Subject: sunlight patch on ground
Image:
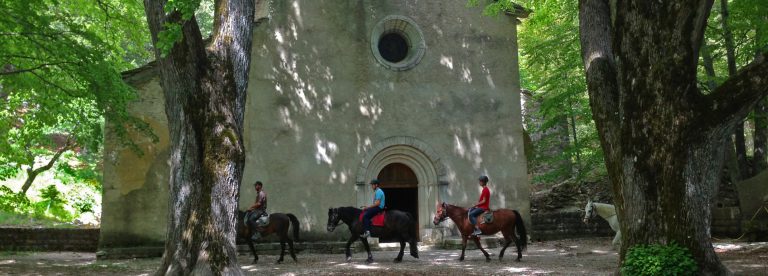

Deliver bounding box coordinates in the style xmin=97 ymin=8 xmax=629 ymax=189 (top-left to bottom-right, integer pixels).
xmin=0 ymin=260 xmax=16 ymax=265
xmin=353 ymin=264 xmax=381 ymax=270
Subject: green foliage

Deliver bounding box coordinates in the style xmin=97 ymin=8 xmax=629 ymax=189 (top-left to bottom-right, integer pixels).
xmin=0 ymin=0 xmax=155 ymax=191
xmin=470 ymin=0 xmax=606 ymax=184
xmin=157 ymin=0 xmax=206 ymax=56
xmin=0 ymin=186 xmax=31 ymax=213
xmin=34 ymin=185 xmax=73 ymax=221
xmin=622 ymin=243 xmax=698 ymax=276
xmin=55 ymin=152 xmax=102 ymax=190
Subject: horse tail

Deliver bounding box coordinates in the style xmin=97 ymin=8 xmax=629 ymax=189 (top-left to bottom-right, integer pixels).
xmin=407 ymin=212 xmax=417 ymax=238
xmin=287 ymin=213 xmax=300 ymax=242
xmin=513 ymin=210 xmax=528 ymax=251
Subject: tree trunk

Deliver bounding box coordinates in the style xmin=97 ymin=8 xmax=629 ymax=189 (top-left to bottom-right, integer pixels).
xmin=579 ymin=0 xmax=768 ymax=274
xmin=720 ymin=0 xmax=751 ymax=180
xmin=753 ymin=26 xmax=768 ymax=173
xmin=701 ymin=40 xmax=740 ymax=194
xmin=755 ymin=98 xmax=768 ymax=173
xmin=19 ymin=145 xmax=69 ymax=195
xmin=144 ymin=0 xmax=256 ymax=275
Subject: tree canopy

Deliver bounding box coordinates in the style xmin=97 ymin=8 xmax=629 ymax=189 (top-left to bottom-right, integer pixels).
xmin=0 ymin=0 xmax=154 ymax=191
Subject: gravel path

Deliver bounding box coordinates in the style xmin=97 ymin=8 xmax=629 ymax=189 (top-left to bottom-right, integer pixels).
xmin=1 ymin=238 xmax=765 ymax=275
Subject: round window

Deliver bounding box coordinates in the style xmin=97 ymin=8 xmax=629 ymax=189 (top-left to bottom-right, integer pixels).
xmin=370 ymin=16 xmax=426 ymax=71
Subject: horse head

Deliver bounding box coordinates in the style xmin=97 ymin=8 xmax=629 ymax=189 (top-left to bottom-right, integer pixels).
xmin=583 ymin=200 xmax=596 ymax=224
xmin=433 ymin=202 xmax=449 ymax=225
xmin=326 ymin=208 xmax=342 ymax=232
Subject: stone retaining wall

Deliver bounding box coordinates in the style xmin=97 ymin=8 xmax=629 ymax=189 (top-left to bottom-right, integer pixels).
xmin=0 ymin=228 xmax=99 ymax=252
xmin=531 ymin=211 xmax=614 ymax=241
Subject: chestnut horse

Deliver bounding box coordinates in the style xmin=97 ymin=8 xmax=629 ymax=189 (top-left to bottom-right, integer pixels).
xmin=237 ymin=210 xmax=300 ymax=264
xmin=433 ymin=202 xmax=527 ymax=261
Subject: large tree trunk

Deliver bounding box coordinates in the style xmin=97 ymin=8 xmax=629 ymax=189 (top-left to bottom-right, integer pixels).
xmin=579 ymin=0 xmax=768 ymax=274
xmin=144 ymin=0 xmax=256 ymax=275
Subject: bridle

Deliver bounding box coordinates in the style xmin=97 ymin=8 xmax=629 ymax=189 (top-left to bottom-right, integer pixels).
xmin=584 ymin=201 xmax=596 ymax=221
xmin=434 ymin=203 xmax=449 ymax=223
xmin=327 ymin=208 xmax=343 ymax=230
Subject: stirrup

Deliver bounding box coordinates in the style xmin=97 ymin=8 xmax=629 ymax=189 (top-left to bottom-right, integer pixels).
xmin=471 ymin=228 xmax=482 ymax=236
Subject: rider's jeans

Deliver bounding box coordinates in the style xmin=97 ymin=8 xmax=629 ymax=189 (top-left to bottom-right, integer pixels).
xmin=362 ymin=206 xmax=382 ymax=232
xmin=468 ymin=207 xmax=484 ymax=225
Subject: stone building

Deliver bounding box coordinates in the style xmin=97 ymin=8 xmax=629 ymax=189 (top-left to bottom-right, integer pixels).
xmin=99 ymin=0 xmax=529 ymax=254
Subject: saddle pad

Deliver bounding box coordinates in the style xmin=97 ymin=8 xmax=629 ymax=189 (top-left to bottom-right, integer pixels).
xmin=359 ymin=211 xmax=386 ymax=227
xmin=256 ymin=214 xmax=270 ymax=226
xmin=481 ymin=210 xmax=493 ymax=224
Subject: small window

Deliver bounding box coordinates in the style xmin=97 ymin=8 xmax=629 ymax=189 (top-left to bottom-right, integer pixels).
xmin=370 ymin=16 xmax=426 ymax=71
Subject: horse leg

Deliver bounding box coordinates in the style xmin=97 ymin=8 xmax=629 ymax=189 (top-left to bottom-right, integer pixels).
xmin=409 ymin=236 xmax=419 ymax=259
xmin=612 ymin=231 xmax=622 ymax=248
xmin=288 ymin=236 xmax=297 ymax=262
xmin=247 ymin=239 xmax=258 ymax=264
xmin=360 ymin=236 xmax=373 ymax=263
xmin=276 ymin=237 xmax=286 ymax=264
xmin=498 ymin=231 xmax=513 ymax=261
xmin=344 ymin=235 xmax=358 ymax=262
xmin=394 ymin=239 xmax=405 ymax=263
xmin=472 ymin=236 xmax=491 ymax=262
xmin=459 ymin=236 xmax=468 ymax=261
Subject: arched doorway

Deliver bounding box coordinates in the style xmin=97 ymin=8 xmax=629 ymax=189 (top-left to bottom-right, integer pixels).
xmin=356 ymin=136 xmax=450 ymax=244
xmin=377 ymin=163 xmax=419 ymax=242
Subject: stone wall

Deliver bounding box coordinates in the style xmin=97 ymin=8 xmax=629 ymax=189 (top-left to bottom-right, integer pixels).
xmin=531 ymin=211 xmax=614 ymax=241
xmin=0 ymin=228 xmax=99 ymax=252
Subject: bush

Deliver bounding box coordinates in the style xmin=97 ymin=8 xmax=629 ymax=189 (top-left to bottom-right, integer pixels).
xmin=0 ymin=185 xmax=31 ymax=213
xmin=621 ymin=242 xmax=698 ymax=276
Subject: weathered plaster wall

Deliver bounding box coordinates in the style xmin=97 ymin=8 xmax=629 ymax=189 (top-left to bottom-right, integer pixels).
xmin=100 ymin=66 xmax=170 ymax=249
xmin=100 ymin=0 xmax=528 ymax=250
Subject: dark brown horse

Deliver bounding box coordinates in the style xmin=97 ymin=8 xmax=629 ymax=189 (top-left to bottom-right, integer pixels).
xmin=237 ymin=210 xmax=300 ymax=264
xmin=433 ymin=202 xmax=527 ymax=262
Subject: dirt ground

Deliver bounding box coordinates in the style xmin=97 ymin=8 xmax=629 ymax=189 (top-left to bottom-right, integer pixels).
xmin=1 ymin=238 xmax=766 ymax=275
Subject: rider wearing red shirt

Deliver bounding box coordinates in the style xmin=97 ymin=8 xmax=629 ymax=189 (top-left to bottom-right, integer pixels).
xmin=469 ymin=175 xmax=491 ymax=236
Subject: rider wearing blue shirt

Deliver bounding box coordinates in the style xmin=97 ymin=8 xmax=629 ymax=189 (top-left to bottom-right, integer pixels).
xmin=361 ymin=179 xmax=385 ymax=238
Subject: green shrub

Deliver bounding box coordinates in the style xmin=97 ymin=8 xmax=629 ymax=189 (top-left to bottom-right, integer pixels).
xmin=622 ymin=242 xmax=698 ymax=276
xmin=33 ymin=185 xmax=74 ymax=221
xmin=0 ymin=185 xmax=31 ymax=213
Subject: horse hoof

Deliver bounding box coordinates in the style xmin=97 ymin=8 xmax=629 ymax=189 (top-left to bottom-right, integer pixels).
xmin=252 ymin=260 xmax=258 ymax=264
xmin=276 ymin=260 xmax=283 ymax=264
xmin=516 ymin=258 xmax=522 ymax=262
xmin=458 ymin=258 xmax=464 ymax=262
xmin=393 ymin=258 xmax=402 ymax=263
xmin=346 ymin=256 xmax=352 ymax=262
xmin=366 ymin=258 xmax=374 ymax=263
xmin=411 ymin=253 xmax=419 ymax=259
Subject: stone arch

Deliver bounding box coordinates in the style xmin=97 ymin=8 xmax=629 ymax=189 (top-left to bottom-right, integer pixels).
xmin=355 ymin=136 xmax=448 ymax=242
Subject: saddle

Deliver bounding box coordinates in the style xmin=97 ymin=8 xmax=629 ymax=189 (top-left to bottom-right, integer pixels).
xmin=480 ymin=210 xmax=494 ymax=224
xmin=359 ymin=211 xmax=386 ymax=227
xmin=255 ymin=213 xmax=270 ymax=227
xmin=245 ymin=211 xmax=269 ymax=227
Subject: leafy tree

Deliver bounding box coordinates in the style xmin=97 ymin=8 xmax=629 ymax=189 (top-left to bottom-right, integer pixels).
xmin=142 ymin=0 xmax=256 ymax=273
xmin=470 ymin=0 xmax=607 ymax=184
xmin=0 ymin=0 xmax=153 ymax=194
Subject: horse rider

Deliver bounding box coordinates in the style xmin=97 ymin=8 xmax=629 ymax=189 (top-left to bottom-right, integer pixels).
xmin=468 ymin=175 xmax=491 ymax=236
xmin=246 ymin=181 xmax=267 ymax=240
xmin=361 ymin=179 xmax=385 ymax=238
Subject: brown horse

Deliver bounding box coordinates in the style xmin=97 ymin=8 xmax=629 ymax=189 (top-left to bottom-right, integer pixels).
xmin=237 ymin=210 xmax=300 ymax=264
xmin=433 ymin=202 xmax=527 ymax=262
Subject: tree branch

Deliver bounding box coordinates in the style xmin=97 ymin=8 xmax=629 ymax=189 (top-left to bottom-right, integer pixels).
xmin=705 ymin=52 xmax=768 ymax=128
xmin=0 ymin=62 xmax=75 ymax=76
